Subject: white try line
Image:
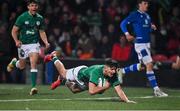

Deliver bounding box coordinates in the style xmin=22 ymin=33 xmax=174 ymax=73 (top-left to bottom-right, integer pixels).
xmin=0 ymin=96 xmax=180 ymax=102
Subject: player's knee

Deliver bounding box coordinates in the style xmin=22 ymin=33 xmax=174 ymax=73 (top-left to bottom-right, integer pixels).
xmin=146 ymin=62 xmax=153 ymax=70
xmin=89 ymin=90 xmax=96 ymax=95
xmin=173 ymin=63 xmax=180 ymax=70
xmin=70 ymin=89 xmax=78 ymax=94
xmin=19 ymin=64 xmax=25 ymax=69
xmin=18 ymin=60 xmax=26 ymax=69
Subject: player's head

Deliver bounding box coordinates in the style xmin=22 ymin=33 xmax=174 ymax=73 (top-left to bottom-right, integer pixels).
xmin=104 ymin=58 xmax=119 ymax=77
xmin=137 ymin=0 xmax=149 ymax=12
xmin=27 ymin=0 xmax=40 ymax=15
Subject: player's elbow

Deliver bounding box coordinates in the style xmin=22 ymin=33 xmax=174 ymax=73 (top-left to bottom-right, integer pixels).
xmin=120 ymin=20 xmax=125 ymax=29
xmin=11 ymin=29 xmax=16 ymax=37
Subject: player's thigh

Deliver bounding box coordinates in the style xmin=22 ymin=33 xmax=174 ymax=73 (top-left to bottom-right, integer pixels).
xmin=18 ymin=59 xmax=26 ymax=68
xmin=29 ymin=52 xmax=39 ymax=65
xmin=28 ymin=43 xmax=40 ymax=64
xmin=135 ymin=44 xmax=152 ymax=64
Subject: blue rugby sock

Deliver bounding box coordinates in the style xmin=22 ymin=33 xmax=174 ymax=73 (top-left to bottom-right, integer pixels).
xmin=122 ymin=63 xmax=141 ymax=74
xmin=146 ymin=71 xmax=158 ymax=89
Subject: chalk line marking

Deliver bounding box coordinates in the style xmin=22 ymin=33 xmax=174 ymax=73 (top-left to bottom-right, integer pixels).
xmin=0 ymin=96 xmax=180 ymax=102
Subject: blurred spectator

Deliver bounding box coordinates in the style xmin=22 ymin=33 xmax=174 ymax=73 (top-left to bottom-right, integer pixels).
xmin=89 ymin=25 xmax=102 ymax=43
xmin=166 ymin=35 xmax=180 ymax=55
xmin=103 ymin=23 xmax=118 ymax=45
xmin=71 ymin=25 xmax=82 ymax=48
xmin=111 ymin=35 xmax=132 ymax=61
xmin=94 ymin=35 xmax=111 ymax=58
xmin=84 ymin=9 xmax=102 ymax=26
xmin=0 ymin=2 xmax=9 ymax=23
xmin=0 ymin=23 xmax=12 ymax=83
xmin=0 ymin=0 xmax=179 ymax=83
xmin=76 ymin=33 xmax=94 ymax=59
xmin=0 ymin=0 xmax=179 ymax=65
xmin=58 ymin=30 xmax=72 ymax=56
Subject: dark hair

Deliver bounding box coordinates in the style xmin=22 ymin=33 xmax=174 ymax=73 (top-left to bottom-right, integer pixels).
xmin=27 ymin=0 xmax=40 ymax=5
xmin=105 ymin=58 xmax=119 ymax=68
xmin=137 ymin=0 xmax=149 ymax=4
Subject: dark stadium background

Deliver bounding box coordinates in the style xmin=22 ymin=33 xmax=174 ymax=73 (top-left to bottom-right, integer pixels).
xmin=0 ymin=0 xmax=180 ymax=86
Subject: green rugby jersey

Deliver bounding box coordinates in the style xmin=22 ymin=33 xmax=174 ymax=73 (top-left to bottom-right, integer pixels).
xmin=14 ymin=11 xmax=45 ymax=44
xmin=78 ymin=65 xmax=120 ymax=87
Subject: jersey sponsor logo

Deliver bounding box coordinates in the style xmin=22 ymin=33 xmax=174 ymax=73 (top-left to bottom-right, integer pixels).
xmin=26 ymin=30 xmax=35 ymax=35
xmin=146 ymin=15 xmax=150 ymax=19
xmin=145 ymin=19 xmax=148 ymax=24
xmin=36 ymin=21 xmax=40 ymax=26
xmin=25 ymin=21 xmax=29 ymax=25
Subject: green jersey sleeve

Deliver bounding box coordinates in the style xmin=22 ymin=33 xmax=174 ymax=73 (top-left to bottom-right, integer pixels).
xmin=89 ymin=72 xmax=99 ymax=85
xmin=39 ymin=18 xmax=46 ymax=30
xmin=108 ymin=74 xmax=120 ymax=87
xmin=15 ymin=15 xmax=23 ymax=28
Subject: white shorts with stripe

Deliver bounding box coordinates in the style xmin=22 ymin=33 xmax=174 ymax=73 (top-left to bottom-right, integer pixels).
xmin=66 ymin=65 xmax=88 ymax=89
xmin=135 ymin=43 xmax=153 ymax=64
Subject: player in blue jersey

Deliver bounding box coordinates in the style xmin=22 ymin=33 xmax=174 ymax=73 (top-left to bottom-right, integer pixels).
xmin=120 ymin=0 xmax=168 ymax=97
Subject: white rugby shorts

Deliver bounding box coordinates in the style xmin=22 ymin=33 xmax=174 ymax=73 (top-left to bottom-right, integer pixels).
xmin=135 ymin=43 xmax=153 ymax=64
xmin=18 ymin=43 xmax=40 ymax=59
xmin=66 ymin=65 xmax=88 ymax=86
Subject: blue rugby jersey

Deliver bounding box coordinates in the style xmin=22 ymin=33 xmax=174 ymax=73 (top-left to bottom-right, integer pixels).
xmin=120 ymin=10 xmax=152 ymax=43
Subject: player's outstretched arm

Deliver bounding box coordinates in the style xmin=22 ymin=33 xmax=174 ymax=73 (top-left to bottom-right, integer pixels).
xmin=88 ymin=82 xmax=110 ymax=95
xmin=114 ymin=85 xmax=136 ymax=103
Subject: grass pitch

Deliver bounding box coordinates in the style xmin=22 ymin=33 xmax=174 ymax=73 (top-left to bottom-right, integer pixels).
xmin=0 ymin=84 xmax=180 ymax=110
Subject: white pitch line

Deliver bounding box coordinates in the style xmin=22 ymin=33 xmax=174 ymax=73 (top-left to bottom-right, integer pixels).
xmin=0 ymin=96 xmax=180 ymax=102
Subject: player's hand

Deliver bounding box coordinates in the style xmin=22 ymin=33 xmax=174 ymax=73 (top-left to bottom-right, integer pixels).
xmin=45 ymin=42 xmax=50 ymax=49
xmin=126 ymin=100 xmax=137 ymax=104
xmin=125 ymin=34 xmax=134 ymax=42
xmin=151 ymin=24 xmax=157 ymax=30
xmin=15 ymin=40 xmax=22 ymax=48
xmin=104 ymin=81 xmax=110 ymax=89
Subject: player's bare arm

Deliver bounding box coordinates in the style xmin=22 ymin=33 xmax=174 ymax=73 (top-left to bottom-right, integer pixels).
xmin=11 ymin=26 xmax=22 ymax=47
xmin=39 ymin=30 xmax=50 ymax=49
xmin=88 ymin=82 xmax=110 ymax=95
xmin=114 ymin=85 xmax=136 ymax=103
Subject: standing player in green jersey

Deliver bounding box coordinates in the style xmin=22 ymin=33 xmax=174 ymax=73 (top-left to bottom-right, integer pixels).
xmin=7 ymin=0 xmax=50 ymax=95
xmin=43 ymin=52 xmax=136 ymax=103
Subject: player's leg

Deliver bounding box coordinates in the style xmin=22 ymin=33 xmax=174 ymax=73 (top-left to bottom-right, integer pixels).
xmin=44 ymin=51 xmax=67 ymax=89
xmin=172 ymin=56 xmax=180 ymax=69
xmin=65 ymin=80 xmax=84 ymax=93
xmin=7 ymin=48 xmax=26 ymax=72
xmin=153 ymin=56 xmax=180 ymax=70
xmin=29 ymin=52 xmax=39 ymax=95
xmin=7 ymin=58 xmax=18 ymax=72
xmin=136 ymin=43 xmax=168 ymax=97
xmin=65 ymin=66 xmax=88 ymax=93
xmin=146 ymin=62 xmax=168 ymax=97
xmin=27 ymin=43 xmax=43 ymax=95
xmin=153 ymin=61 xmax=172 ymax=70
xmin=120 ymin=63 xmax=142 ymax=74
xmin=117 ymin=63 xmax=142 ymax=83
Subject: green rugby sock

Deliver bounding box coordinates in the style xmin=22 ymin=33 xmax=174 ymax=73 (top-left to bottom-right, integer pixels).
xmin=52 ymin=56 xmax=59 ymax=63
xmin=31 ymin=69 xmax=38 ymax=88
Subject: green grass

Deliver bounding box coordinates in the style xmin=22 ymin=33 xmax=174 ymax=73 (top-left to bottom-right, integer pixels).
xmin=0 ymin=84 xmax=180 ymax=110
